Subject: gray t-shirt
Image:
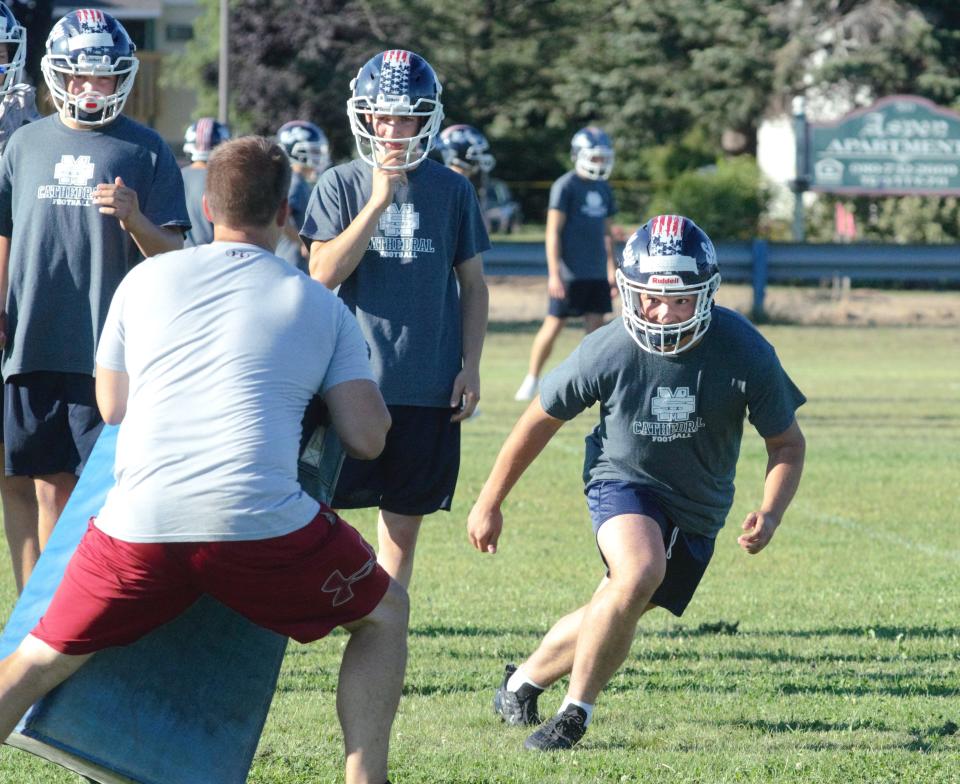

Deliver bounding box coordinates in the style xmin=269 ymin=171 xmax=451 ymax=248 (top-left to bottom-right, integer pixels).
xmin=95 ymin=241 xmax=374 ymax=542
xmin=540 ymin=308 xmax=806 ymax=538
xmin=548 ymin=170 xmax=617 ymax=281
xmin=0 ymin=114 xmax=190 ymax=378
xmin=181 ymin=165 xmax=213 ymax=247
xmin=276 ymin=170 xmax=312 ymax=273
xmin=0 ymin=85 xmax=40 ymax=156
xmin=301 ymin=157 xmax=490 ymax=406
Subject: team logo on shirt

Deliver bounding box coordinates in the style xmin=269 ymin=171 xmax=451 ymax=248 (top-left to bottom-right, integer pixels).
xmin=633 ymin=386 xmax=705 ymax=442
xmin=369 ymin=203 xmax=436 ymax=262
xmin=37 ymin=154 xmax=96 ymax=206
xmin=580 ymin=189 xmax=608 ymax=218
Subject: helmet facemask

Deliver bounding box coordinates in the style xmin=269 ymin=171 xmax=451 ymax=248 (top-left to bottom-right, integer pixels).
xmin=348 ymin=93 xmax=444 ymax=171
xmin=617 ymin=270 xmax=720 ymax=355
xmin=0 ymin=17 xmax=27 ymax=98
xmin=574 ymin=146 xmax=614 ymax=180
xmin=41 ymin=52 xmax=138 ymax=127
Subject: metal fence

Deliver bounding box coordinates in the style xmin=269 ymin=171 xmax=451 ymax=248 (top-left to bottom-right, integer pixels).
xmin=483 ymin=240 xmax=960 ymax=317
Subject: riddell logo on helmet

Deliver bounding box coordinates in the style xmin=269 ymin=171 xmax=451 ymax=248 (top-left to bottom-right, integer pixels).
xmin=649 ymin=275 xmax=682 ymax=285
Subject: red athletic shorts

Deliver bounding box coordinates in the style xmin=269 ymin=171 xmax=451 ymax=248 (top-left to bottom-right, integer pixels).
xmin=32 ymin=507 xmax=390 ymax=655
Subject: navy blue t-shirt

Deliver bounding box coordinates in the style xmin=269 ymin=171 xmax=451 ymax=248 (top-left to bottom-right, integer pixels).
xmin=540 ymin=308 xmax=806 ymax=537
xmin=548 ymin=170 xmax=617 ymax=281
xmin=301 ymin=158 xmax=490 ymax=407
xmin=0 ymin=114 xmax=190 ymax=377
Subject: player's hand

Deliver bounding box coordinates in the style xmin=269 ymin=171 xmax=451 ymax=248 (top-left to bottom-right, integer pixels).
xmin=94 ymin=176 xmax=142 ymax=230
xmin=370 ymin=149 xmax=408 ymax=209
xmin=738 ymin=510 xmax=779 ymax=554
xmin=449 ymin=365 xmax=480 ymax=422
xmin=467 ymin=501 xmax=503 ymax=554
xmin=548 ymin=273 xmax=566 ymax=300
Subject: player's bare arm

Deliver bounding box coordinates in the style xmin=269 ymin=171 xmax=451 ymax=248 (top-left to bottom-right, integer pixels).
xmin=738 ymin=418 xmax=806 ymax=554
xmin=309 ymin=148 xmax=409 ymax=288
xmin=0 ymin=235 xmax=9 ymax=347
xmin=324 ymin=378 xmax=392 ymax=460
xmin=605 ymin=217 xmax=618 ymax=297
xmin=94 ymin=365 xmax=130 ymax=425
xmin=545 ymin=208 xmax=566 ymax=300
xmin=93 ymin=176 xmax=184 ymax=257
xmin=468 ymin=400 xmax=566 ymax=553
xmin=450 ymin=255 xmax=489 ymax=422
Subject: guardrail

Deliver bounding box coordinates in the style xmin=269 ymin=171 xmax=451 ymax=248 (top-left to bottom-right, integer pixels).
xmin=484 ymin=240 xmax=960 ymax=318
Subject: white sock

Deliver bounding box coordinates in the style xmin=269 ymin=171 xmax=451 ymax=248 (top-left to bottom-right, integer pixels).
xmin=507 ymin=665 xmax=544 ymax=693
xmin=559 ymin=697 xmax=594 ymax=726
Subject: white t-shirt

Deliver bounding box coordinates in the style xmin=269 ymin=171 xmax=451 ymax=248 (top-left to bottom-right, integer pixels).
xmin=94 ymin=241 xmax=374 ymax=542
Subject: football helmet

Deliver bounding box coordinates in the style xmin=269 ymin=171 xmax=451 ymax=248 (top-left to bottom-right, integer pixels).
xmin=571 ymin=126 xmax=614 ymax=181
xmin=616 ymin=215 xmax=721 ymax=355
xmin=437 ymin=124 xmax=495 ymax=175
xmin=277 ymin=120 xmax=330 ymax=171
xmin=347 ymin=49 xmax=444 ymax=171
xmin=183 ymin=117 xmax=230 ymax=162
xmin=41 ymin=9 xmax=138 ymax=127
xmin=0 ymin=3 xmax=26 ymax=98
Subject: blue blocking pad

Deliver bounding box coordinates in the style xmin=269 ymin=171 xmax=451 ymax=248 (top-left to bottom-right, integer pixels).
xmin=0 ymin=422 xmax=345 ymax=784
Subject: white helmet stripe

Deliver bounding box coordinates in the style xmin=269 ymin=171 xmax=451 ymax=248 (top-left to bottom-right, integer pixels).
xmin=635 ymin=254 xmax=698 ymax=273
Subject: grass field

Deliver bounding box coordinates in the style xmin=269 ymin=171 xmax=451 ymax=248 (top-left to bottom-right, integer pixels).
xmin=1 ymin=323 xmax=958 ymax=783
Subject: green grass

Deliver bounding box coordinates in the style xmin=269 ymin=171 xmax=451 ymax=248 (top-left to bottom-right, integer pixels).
xmin=2 ymin=324 xmax=959 ymax=783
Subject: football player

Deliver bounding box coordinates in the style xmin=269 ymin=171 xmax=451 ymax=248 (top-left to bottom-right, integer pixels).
xmin=470 ymin=215 xmax=806 ymax=751
xmin=514 ymin=126 xmax=619 ymax=401
xmin=0 ymin=2 xmax=38 ymax=155
xmin=301 ymin=49 xmax=490 ymax=589
xmin=276 ymin=120 xmax=330 ymax=271
xmin=0 ymin=8 xmax=189 ymax=593
xmin=181 ymin=117 xmax=230 ymax=247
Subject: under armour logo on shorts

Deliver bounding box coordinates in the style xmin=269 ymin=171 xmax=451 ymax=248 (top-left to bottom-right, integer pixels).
xmin=321 ymin=543 xmax=377 ymax=607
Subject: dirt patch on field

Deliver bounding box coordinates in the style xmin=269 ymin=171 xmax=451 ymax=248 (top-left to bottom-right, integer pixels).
xmin=487 ymin=276 xmax=960 ymax=327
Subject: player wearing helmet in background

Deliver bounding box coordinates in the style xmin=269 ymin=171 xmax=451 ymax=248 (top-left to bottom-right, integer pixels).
xmin=181 ymin=117 xmax=230 ymax=247
xmin=0 ymin=2 xmax=38 ymax=155
xmin=469 ymin=215 xmax=806 ymax=751
xmin=0 ymin=9 xmax=189 ymax=594
xmin=514 ymin=126 xmax=619 ymax=402
xmin=301 ymin=49 xmax=489 ymax=590
xmin=436 ymin=123 xmax=495 ymax=232
xmin=276 ymin=120 xmax=330 ymax=272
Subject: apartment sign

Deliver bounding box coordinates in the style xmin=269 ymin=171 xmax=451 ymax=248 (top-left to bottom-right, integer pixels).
xmin=808 ymin=95 xmax=960 ymax=195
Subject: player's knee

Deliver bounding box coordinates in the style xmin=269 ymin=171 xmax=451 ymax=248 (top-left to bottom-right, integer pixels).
xmin=610 ymin=563 xmax=665 ymax=612
xmin=378 ymin=579 xmax=410 ymax=632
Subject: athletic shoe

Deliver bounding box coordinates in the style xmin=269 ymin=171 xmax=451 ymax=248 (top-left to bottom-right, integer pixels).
xmin=493 ymin=664 xmax=541 ymax=726
xmin=523 ymin=705 xmax=588 ymax=751
xmin=514 ymin=375 xmax=539 ymax=401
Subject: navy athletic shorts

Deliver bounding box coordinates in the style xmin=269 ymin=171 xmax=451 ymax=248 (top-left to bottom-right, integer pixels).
xmin=548 ymin=279 xmax=613 ymax=318
xmin=586 ymin=480 xmax=715 ymax=617
xmin=333 ymin=405 xmax=460 ymax=516
xmin=4 ymin=371 xmax=104 ymax=477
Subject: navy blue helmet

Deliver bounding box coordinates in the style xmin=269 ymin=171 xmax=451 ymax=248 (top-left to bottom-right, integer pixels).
xmin=616 ymin=215 xmax=721 ymax=354
xmin=41 ymin=9 xmax=138 ymax=127
xmin=183 ymin=117 xmax=231 ymax=162
xmin=347 ymin=49 xmax=444 ymax=170
xmin=277 ymin=120 xmax=330 ymax=172
xmin=436 ymin=124 xmax=494 ymax=175
xmin=571 ymin=126 xmax=614 ymax=180
xmin=0 ymin=3 xmax=26 ymax=97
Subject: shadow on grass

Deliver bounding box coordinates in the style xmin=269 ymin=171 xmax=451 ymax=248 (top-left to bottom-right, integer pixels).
xmin=656 ymin=623 xmax=960 ymax=640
